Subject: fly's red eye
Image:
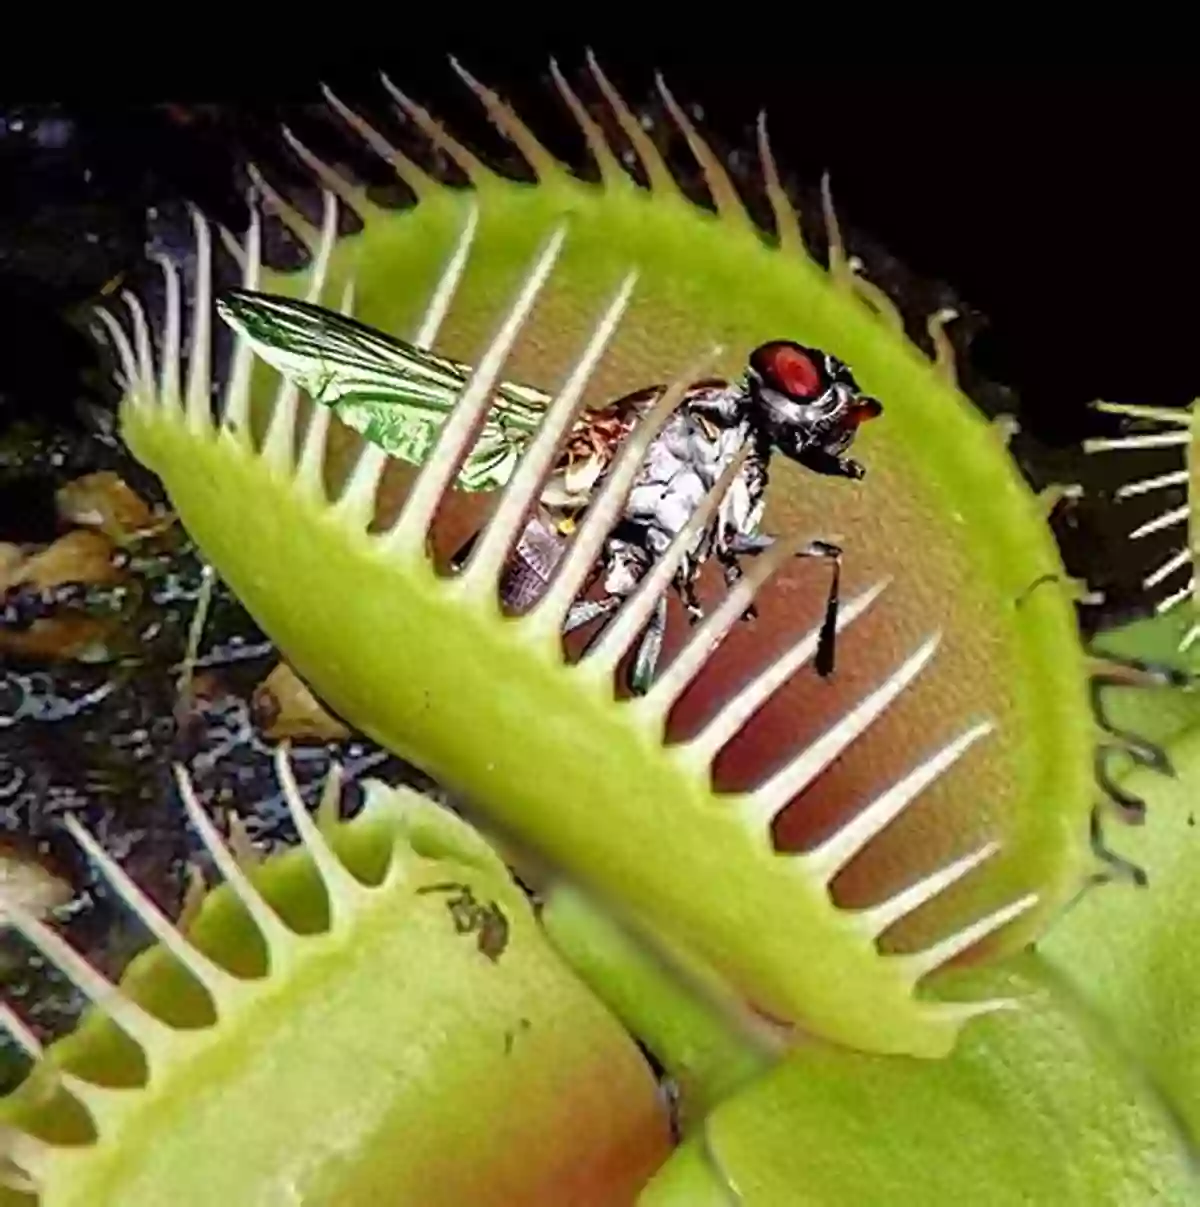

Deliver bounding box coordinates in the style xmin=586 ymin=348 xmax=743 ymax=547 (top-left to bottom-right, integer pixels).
xmin=755 ymin=342 xmax=824 ymax=399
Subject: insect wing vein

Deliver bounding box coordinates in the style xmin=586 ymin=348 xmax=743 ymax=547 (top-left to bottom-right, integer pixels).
xmin=217 ymin=289 xmax=553 ymax=489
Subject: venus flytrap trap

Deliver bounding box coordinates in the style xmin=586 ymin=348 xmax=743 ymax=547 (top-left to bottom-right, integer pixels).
xmin=1076 ymin=400 xmax=1200 ymax=805
xmin=0 ymin=59 xmax=1186 ymax=1206
xmin=88 ymin=59 xmax=1125 ymax=1062
xmin=106 ymin=203 xmax=1025 ymax=1061
xmin=1084 ymin=397 xmax=1200 ymax=661
xmin=0 ymin=750 xmax=671 ymax=1204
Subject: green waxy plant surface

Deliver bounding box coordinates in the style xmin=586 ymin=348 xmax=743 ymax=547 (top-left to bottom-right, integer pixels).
xmin=1090 ymin=610 xmax=1200 ymax=762
xmin=1042 ymin=710 xmax=1200 ymax=1142
xmin=0 ymin=753 xmax=671 ymax=1204
xmin=541 ymin=882 xmax=775 ymax=1132
xmin=101 ymin=59 xmax=1108 ymax=1058
xmin=638 ymin=956 xmax=1200 ymax=1206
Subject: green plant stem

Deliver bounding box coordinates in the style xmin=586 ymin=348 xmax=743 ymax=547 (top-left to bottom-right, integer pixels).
xmin=541 ymin=883 xmax=774 ymax=1128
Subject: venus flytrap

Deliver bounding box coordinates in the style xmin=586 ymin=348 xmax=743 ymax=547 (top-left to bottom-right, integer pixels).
xmin=90 ymin=59 xmax=1126 ymax=1060
xmin=0 ymin=752 xmax=671 ymax=1204
xmin=0 ymin=57 xmax=1186 ymax=1206
xmin=1085 ymin=398 xmax=1200 ymax=660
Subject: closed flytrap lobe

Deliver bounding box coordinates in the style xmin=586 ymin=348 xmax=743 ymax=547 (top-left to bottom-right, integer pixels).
xmin=95 ymin=58 xmax=1107 ymax=1059
xmin=0 ymin=750 xmax=672 ymax=1205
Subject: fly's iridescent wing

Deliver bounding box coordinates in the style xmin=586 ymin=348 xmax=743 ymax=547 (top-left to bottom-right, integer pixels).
xmin=216 ymin=289 xmax=552 ymax=492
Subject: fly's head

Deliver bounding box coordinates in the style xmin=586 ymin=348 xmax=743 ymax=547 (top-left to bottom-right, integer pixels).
xmin=746 ymin=340 xmax=883 ymax=479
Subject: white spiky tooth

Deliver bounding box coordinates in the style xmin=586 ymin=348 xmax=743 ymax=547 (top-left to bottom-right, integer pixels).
xmin=122 ymin=290 xmax=156 ymax=400
xmin=261 ymin=376 xmax=302 ymax=473
xmin=323 ymin=84 xmax=408 ymax=175
xmin=530 ymin=348 xmax=717 ymax=640
xmin=412 ymin=203 xmax=479 ymax=351
xmin=585 ymin=50 xmax=676 ymax=196
xmin=63 ymin=814 xmax=249 ymax=1009
xmin=382 ymin=70 xmax=487 ymax=181
xmin=0 ymin=901 xmax=175 ymax=1060
xmin=855 ymin=841 xmax=1002 ymax=939
xmin=1092 ymin=399 xmax=1194 ymax=426
xmin=548 ymin=58 xmax=624 ymax=189
xmin=154 ymin=253 xmax=183 ymax=411
xmin=0 ymin=1001 xmax=41 ymax=1059
xmin=683 ymin=578 xmax=891 ymax=762
xmin=898 ymin=891 xmax=1039 ymax=983
xmin=95 ymin=307 xmax=141 ymax=405
xmin=178 ymin=861 xmax=208 ymax=932
xmin=331 ymin=261 xmax=391 ymax=529
xmin=740 ymin=633 xmax=942 ymax=836
xmin=0 ymin=1010 xmax=123 ymax=1139
xmin=226 ymin=813 xmax=262 ymax=869
xmin=184 ymin=206 xmax=214 ymax=437
xmin=586 ymin=447 xmax=752 ymax=680
xmin=655 ymin=70 xmax=751 ymax=229
xmin=0 ymin=1125 xmax=51 ymax=1189
xmin=289 ymin=199 xmax=345 ymax=494
xmin=217 ymin=222 xmax=247 ymax=271
xmin=924 ymin=994 xmax=1025 ymax=1029
xmin=220 ymin=204 xmax=263 ymax=441
xmin=272 ymin=745 xmax=367 ymax=928
xmin=174 ymin=765 xmax=298 ymax=975
xmin=638 ymin=533 xmax=835 ymax=721
xmin=1181 ymin=623 xmax=1200 ymax=652
xmin=1129 ymin=504 xmax=1190 ymax=540
xmin=381 ymin=224 xmax=568 ymax=556
xmin=1115 ymin=468 xmax=1189 ymax=499
xmin=247 ymin=163 xmax=320 ymax=252
xmin=458 ymin=57 xmax=571 ymax=182
xmin=334 ymin=441 xmax=390 ymax=527
xmin=463 ymin=271 xmax=637 ymax=594
xmin=254 ymin=187 xmax=340 ymax=485
xmin=807 ymin=721 xmax=995 ymax=884
xmin=307 ymin=190 xmax=340 ymax=308
xmin=296 ymin=399 xmax=332 ymax=500
xmin=316 ymin=763 xmax=344 ymax=831
xmin=1156 ymin=578 xmax=1195 ymax=615
xmin=281 ymin=128 xmax=370 ymax=216
xmin=1084 ymin=431 xmax=1191 ymax=453
xmin=1143 ymin=546 xmax=1192 ymax=590
xmin=176 ymin=562 xmax=215 ymax=705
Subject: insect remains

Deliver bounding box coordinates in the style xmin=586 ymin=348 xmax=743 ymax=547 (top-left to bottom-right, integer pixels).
xmin=216 ymin=289 xmax=881 ymax=693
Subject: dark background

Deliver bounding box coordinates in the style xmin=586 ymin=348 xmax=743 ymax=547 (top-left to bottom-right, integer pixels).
xmin=2 ymin=55 xmax=1197 ymax=612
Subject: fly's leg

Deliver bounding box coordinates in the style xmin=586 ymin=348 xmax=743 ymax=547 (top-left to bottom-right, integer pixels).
xmin=677 ymin=560 xmax=705 ymax=625
xmin=566 ymin=536 xmax=649 ymax=638
xmin=720 ymin=535 xmax=842 ymax=675
xmin=801 ymin=540 xmax=843 ymax=677
xmin=796 ymin=447 xmax=867 ymax=480
xmin=564 ymin=596 xmax=622 ymax=634
xmin=725 ymin=532 xmax=775 ymax=557
xmin=718 ymin=532 xmax=775 ymax=620
xmin=628 ymin=594 xmax=669 ymax=696
xmin=571 ymin=535 xmax=668 ymax=694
